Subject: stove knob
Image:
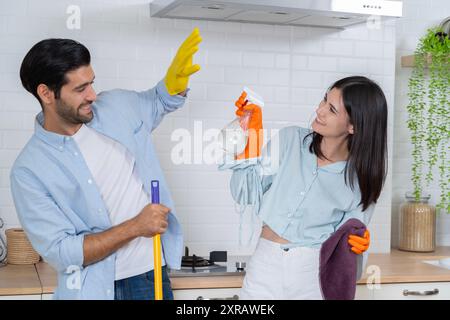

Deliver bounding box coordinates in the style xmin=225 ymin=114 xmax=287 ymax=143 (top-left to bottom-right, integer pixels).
xmin=235 ymin=261 xmax=246 ymax=271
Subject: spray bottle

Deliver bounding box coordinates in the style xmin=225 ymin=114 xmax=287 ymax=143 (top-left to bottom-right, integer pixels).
xmin=220 ymin=87 xmax=264 ymax=156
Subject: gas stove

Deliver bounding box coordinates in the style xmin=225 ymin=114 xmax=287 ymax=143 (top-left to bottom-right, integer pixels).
xmin=168 ymin=247 xmax=250 ymax=277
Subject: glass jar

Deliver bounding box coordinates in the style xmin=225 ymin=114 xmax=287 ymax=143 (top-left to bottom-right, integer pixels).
xmin=0 ymin=218 xmax=6 ymax=266
xmin=399 ymin=192 xmax=436 ymax=252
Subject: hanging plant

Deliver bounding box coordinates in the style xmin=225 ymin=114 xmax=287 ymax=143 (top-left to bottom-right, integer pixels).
xmin=406 ymin=26 xmax=450 ymax=213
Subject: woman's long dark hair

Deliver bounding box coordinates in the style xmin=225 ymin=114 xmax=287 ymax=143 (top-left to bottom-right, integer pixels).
xmin=305 ymin=76 xmax=388 ymax=211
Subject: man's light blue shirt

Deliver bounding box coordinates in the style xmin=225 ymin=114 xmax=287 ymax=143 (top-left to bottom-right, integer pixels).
xmin=10 ymin=79 xmax=185 ymax=300
xmin=219 ymin=126 xmax=375 ymax=250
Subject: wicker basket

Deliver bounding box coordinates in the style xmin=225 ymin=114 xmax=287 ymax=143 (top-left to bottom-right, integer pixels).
xmin=6 ymin=228 xmax=40 ymax=265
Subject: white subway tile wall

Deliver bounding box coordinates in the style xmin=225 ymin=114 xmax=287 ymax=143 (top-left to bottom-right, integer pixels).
xmin=392 ymin=0 xmax=450 ymax=247
xmin=3 ymin=0 xmax=439 ymax=257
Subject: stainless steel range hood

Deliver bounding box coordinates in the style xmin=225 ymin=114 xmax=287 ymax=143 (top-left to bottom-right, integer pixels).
xmin=150 ymin=0 xmax=402 ymax=29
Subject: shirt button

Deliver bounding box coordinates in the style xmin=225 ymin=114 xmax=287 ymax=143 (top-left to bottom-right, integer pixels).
xmin=106 ymin=289 xmax=111 ymax=295
xmin=312 ymin=170 xmax=317 ymax=175
xmin=74 ymin=152 xmax=78 ymax=156
xmin=87 ymin=179 xmax=93 ymax=184
xmin=59 ymin=146 xmax=63 ymax=150
xmin=98 ymin=208 xmax=102 ymax=213
xmin=300 ymin=191 xmax=305 ymax=196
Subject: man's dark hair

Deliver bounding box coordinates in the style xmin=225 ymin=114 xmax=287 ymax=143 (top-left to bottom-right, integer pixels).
xmin=20 ymin=38 xmax=91 ymax=104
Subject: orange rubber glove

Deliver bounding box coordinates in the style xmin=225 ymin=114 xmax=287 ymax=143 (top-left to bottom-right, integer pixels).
xmin=348 ymin=229 xmax=370 ymax=255
xmin=234 ymin=91 xmax=263 ymax=160
xmin=165 ymin=28 xmax=202 ymax=95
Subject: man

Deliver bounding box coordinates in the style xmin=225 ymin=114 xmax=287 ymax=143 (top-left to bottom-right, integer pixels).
xmin=10 ymin=28 xmax=202 ymax=300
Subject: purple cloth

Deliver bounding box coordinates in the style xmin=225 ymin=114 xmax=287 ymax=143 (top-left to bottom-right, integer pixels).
xmin=319 ymin=218 xmax=366 ymax=300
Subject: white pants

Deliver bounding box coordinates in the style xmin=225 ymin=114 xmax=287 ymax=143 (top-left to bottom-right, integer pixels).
xmin=240 ymin=238 xmax=323 ymax=300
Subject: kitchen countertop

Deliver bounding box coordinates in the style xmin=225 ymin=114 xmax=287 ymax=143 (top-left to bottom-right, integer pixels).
xmin=357 ymin=246 xmax=450 ymax=284
xmin=2 ymin=247 xmax=450 ymax=296
xmin=35 ymin=262 xmax=57 ymax=294
xmin=0 ymin=264 xmax=41 ymax=296
xmin=33 ymin=262 xmax=245 ymax=292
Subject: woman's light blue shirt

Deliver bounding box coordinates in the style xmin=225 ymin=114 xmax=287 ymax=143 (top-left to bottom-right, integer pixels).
xmin=219 ymin=126 xmax=375 ymax=250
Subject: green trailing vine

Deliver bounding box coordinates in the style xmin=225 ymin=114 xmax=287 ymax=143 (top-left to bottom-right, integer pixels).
xmin=406 ymin=27 xmax=450 ymax=213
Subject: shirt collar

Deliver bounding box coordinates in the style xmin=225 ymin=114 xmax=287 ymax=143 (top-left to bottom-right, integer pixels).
xmin=303 ymin=138 xmax=347 ymax=174
xmin=34 ymin=112 xmax=68 ymax=151
xmin=34 ymin=111 xmax=99 ymax=151
xmin=319 ymin=160 xmax=347 ymax=174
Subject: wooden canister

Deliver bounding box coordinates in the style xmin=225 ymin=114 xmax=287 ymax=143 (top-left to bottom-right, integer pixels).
xmin=399 ymin=193 xmax=436 ymax=252
xmin=6 ymin=228 xmax=40 ymax=264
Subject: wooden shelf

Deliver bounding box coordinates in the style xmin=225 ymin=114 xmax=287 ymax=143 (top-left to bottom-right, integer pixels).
xmin=401 ymin=53 xmax=434 ymax=68
xmin=401 ymin=55 xmax=415 ymax=67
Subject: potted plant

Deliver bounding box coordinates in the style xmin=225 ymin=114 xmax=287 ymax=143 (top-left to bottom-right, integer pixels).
xmin=400 ymin=23 xmax=450 ymax=252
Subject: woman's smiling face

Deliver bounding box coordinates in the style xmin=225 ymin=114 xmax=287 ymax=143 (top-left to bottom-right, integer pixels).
xmin=311 ymin=87 xmax=354 ymax=138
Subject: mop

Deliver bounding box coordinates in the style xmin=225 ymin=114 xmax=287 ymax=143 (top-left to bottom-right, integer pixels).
xmin=151 ymin=180 xmax=163 ymax=300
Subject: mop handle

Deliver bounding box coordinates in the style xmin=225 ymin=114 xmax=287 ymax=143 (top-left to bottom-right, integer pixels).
xmin=151 ymin=180 xmax=163 ymax=300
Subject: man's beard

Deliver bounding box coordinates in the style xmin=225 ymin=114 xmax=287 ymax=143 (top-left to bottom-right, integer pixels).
xmin=55 ymin=98 xmax=93 ymax=124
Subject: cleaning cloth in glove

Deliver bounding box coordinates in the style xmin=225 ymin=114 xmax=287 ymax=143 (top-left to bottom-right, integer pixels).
xmin=319 ymin=218 xmax=366 ymax=300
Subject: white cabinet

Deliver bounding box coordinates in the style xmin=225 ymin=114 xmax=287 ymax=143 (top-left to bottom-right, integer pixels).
xmin=3 ymin=283 xmax=449 ymax=300
xmin=0 ymin=290 xmax=240 ymax=300
xmin=355 ymin=284 xmax=374 ymax=300
xmin=349 ymin=282 xmax=450 ymax=300
xmin=0 ymin=294 xmax=41 ymax=300
xmin=175 ymin=283 xmax=450 ymax=300
xmin=173 ymin=288 xmax=241 ymax=300
xmin=373 ymin=282 xmax=450 ymax=300
xmin=175 ymin=286 xmax=371 ymax=300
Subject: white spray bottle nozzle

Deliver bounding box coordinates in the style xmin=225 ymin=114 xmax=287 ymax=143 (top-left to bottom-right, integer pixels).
xmin=243 ymin=86 xmax=264 ymax=108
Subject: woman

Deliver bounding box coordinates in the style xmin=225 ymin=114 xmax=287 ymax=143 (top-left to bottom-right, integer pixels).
xmin=220 ymin=76 xmax=387 ymax=299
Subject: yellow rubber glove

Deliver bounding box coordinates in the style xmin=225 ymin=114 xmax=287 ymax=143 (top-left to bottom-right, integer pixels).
xmin=165 ymin=28 xmax=202 ymax=95
xmin=348 ymin=229 xmax=370 ymax=255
